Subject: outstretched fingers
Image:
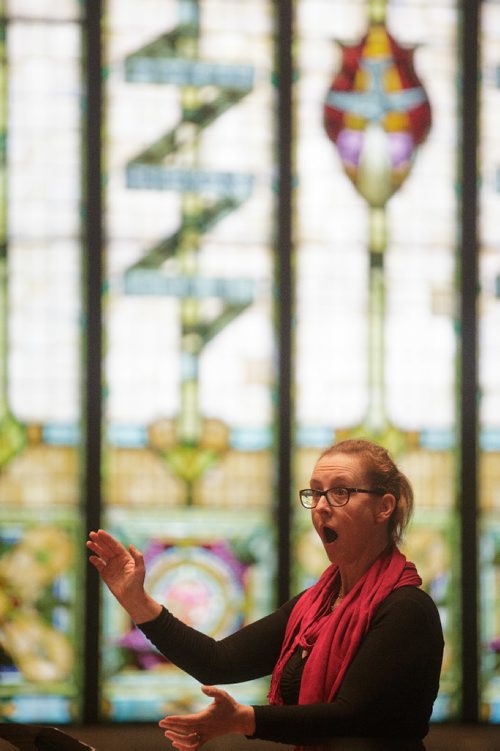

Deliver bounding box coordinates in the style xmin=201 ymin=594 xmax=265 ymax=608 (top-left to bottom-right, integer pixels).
xmin=163 ymin=730 xmax=202 ymax=750
xmin=160 ymin=713 xmax=202 ymax=734
xmin=86 ymin=529 xmax=128 ymax=562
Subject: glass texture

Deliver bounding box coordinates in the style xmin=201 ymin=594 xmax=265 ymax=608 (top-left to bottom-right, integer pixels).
xmin=102 ymin=0 xmax=275 ymax=718
xmin=0 ymin=9 xmax=83 ymax=722
xmin=293 ymin=0 xmax=459 ymax=720
xmin=479 ymin=0 xmax=500 ymax=723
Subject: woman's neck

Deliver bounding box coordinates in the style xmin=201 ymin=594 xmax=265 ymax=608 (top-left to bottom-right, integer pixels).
xmin=337 ymin=540 xmax=391 ymax=597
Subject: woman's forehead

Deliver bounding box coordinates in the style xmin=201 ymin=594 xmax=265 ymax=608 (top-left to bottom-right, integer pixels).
xmin=311 ymin=452 xmax=367 ymax=479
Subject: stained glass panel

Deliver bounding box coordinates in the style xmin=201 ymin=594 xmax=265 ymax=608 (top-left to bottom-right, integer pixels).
xmin=0 ymin=3 xmax=83 ymax=723
xmin=479 ymin=0 xmax=500 ymax=723
xmin=293 ymin=0 xmax=459 ymax=720
xmin=101 ymin=0 xmax=276 ymax=719
xmin=102 ymin=508 xmax=273 ymax=720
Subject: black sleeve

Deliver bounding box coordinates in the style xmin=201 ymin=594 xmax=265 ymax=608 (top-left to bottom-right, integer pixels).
xmin=138 ymin=594 xmax=302 ymax=685
xmin=252 ymin=588 xmax=444 ymax=744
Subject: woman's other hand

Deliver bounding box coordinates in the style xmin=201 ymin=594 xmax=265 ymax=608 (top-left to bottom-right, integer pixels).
xmin=159 ymin=685 xmax=256 ymax=749
xmin=86 ymin=529 xmax=161 ymax=624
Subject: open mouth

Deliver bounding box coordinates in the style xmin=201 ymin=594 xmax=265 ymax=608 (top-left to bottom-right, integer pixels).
xmin=323 ymin=527 xmax=338 ymax=544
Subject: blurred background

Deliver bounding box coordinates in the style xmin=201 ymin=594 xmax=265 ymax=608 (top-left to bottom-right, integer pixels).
xmin=0 ymin=0 xmax=498 ymax=734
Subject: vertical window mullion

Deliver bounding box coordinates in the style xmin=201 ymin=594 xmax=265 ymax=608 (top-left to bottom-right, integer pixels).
xmin=276 ymin=0 xmax=294 ymax=607
xmin=459 ymin=0 xmax=480 ymax=724
xmin=83 ymin=0 xmax=103 ymax=724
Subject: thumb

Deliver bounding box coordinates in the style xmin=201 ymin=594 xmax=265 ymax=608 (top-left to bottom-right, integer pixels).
xmin=201 ymin=685 xmax=234 ymax=706
xmin=129 ymin=544 xmax=145 ymax=567
xmin=201 ymin=685 xmax=222 ymax=700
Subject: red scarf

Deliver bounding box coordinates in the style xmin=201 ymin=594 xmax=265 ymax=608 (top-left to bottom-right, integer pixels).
xmin=268 ymin=546 xmax=422 ymax=705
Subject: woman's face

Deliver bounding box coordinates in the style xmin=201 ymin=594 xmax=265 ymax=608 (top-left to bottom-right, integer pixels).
xmin=310 ymin=451 xmax=390 ymax=567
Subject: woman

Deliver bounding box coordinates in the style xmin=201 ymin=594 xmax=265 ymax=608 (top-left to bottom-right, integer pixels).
xmin=87 ymin=439 xmax=443 ymax=750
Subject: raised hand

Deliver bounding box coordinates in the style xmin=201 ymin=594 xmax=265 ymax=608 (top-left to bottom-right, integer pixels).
xmin=86 ymin=529 xmax=161 ymax=624
xmin=159 ymin=685 xmax=255 ymax=749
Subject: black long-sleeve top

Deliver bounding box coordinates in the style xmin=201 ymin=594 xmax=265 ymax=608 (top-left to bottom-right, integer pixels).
xmin=138 ymin=586 xmax=444 ymax=746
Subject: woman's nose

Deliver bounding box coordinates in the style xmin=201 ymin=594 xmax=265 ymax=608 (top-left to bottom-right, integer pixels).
xmin=315 ymin=493 xmax=332 ymax=511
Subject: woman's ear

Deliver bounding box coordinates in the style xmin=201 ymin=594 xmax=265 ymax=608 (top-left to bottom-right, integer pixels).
xmin=376 ymin=493 xmax=397 ymax=523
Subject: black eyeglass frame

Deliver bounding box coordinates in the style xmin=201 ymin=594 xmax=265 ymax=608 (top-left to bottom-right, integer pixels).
xmin=299 ymin=486 xmax=385 ymax=509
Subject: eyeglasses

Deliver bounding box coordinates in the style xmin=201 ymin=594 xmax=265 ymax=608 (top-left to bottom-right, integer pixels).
xmin=299 ymin=487 xmax=384 ymax=509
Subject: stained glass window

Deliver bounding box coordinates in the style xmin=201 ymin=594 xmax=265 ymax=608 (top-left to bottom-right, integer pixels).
xmin=0 ymin=0 xmax=496 ymax=730
xmin=292 ymin=0 xmax=459 ymax=720
xmin=100 ymin=0 xmax=276 ymax=720
xmin=0 ymin=1 xmax=84 ymax=723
